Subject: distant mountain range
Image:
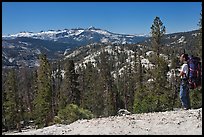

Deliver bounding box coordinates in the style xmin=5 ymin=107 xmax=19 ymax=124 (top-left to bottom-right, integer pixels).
xmin=2 ymin=27 xmax=200 ymax=68
xmin=3 ymin=26 xmax=149 ymax=45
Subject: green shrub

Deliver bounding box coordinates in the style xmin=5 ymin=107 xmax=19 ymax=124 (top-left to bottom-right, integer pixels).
xmin=190 ymin=88 xmax=202 ymax=109
xmin=57 ymin=104 xmax=94 ymax=124
xmin=53 ymin=116 xmax=61 ymax=124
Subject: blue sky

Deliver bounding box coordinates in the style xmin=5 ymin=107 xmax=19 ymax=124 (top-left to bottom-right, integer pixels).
xmin=2 ymin=2 xmax=202 ymax=35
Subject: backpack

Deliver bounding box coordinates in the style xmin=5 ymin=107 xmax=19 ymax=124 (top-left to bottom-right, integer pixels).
xmin=187 ymin=55 xmax=202 ymax=89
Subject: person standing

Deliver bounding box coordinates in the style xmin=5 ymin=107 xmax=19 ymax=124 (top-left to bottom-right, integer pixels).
xmin=179 ymin=53 xmax=190 ymax=110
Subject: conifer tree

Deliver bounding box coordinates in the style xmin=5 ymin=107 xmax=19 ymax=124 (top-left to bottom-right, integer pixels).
xmin=149 ymin=16 xmax=172 ymax=112
xmin=98 ymin=50 xmax=116 ymax=116
xmin=133 ymin=50 xmax=148 ymax=113
xmin=123 ymin=63 xmax=136 ymax=112
xmin=79 ymin=62 xmax=104 ymax=116
xmin=17 ymin=66 xmax=34 ymax=126
xmin=68 ymin=60 xmax=80 ymax=106
xmin=50 ymin=61 xmax=62 ymax=117
xmin=3 ymin=69 xmax=21 ymax=131
xmin=113 ymin=46 xmax=124 ymax=111
xmin=59 ymin=59 xmax=80 ymax=110
xmin=33 ymin=54 xmax=52 ymax=128
xmin=77 ymin=64 xmax=86 ymax=109
xmin=150 ymin=16 xmax=166 ymax=57
xmin=150 ymin=56 xmax=172 ymax=111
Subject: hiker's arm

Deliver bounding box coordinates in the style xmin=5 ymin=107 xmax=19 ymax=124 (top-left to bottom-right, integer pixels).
xmin=179 ymin=71 xmax=184 ymax=77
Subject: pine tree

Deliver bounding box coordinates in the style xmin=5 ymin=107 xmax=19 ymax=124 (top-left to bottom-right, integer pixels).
xmin=3 ymin=69 xmax=21 ymax=131
xmin=150 ymin=56 xmax=172 ymax=111
xmin=17 ymin=66 xmax=34 ymax=126
xmin=133 ymin=50 xmax=148 ymax=113
xmin=33 ymin=54 xmax=52 ymax=128
xmin=150 ymin=16 xmax=166 ymax=57
xmin=149 ymin=17 xmax=173 ymax=112
xmin=133 ymin=16 xmax=172 ymax=113
xmin=77 ymin=64 xmax=86 ymax=109
xmin=50 ymin=61 xmax=62 ymax=118
xmin=113 ymin=46 xmax=123 ymax=111
xmin=98 ymin=50 xmax=116 ymax=116
xmin=79 ymin=62 xmax=104 ymax=116
xmin=68 ymin=60 xmax=80 ymax=106
xmin=124 ymin=62 xmax=136 ymax=112
xmin=59 ymin=59 xmax=80 ymax=110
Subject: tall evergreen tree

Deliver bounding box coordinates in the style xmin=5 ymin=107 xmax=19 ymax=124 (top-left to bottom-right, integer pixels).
xmin=149 ymin=16 xmax=173 ymax=112
xmin=134 ymin=16 xmax=172 ymax=113
xmin=77 ymin=64 xmax=86 ymax=109
xmin=17 ymin=66 xmax=34 ymax=126
xmin=113 ymin=47 xmax=122 ymax=111
xmin=59 ymin=59 xmax=80 ymax=110
xmin=50 ymin=61 xmax=63 ymax=117
xmin=98 ymin=50 xmax=117 ymax=116
xmin=123 ymin=63 xmax=136 ymax=112
xmin=33 ymin=54 xmax=52 ymax=128
xmin=150 ymin=16 xmax=166 ymax=57
xmin=79 ymin=62 xmax=104 ymax=116
xmin=150 ymin=56 xmax=172 ymax=111
xmin=133 ymin=50 xmax=148 ymax=113
xmin=68 ymin=60 xmax=80 ymax=106
xmin=3 ymin=69 xmax=21 ymax=131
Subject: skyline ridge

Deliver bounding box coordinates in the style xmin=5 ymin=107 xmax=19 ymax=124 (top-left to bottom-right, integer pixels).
xmin=2 ymin=26 xmax=199 ymax=37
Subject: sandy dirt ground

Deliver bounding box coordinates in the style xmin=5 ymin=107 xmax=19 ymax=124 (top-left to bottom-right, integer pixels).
xmin=3 ymin=108 xmax=202 ymax=135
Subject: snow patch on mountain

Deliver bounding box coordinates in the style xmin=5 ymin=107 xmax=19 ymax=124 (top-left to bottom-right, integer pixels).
xmin=177 ymin=36 xmax=186 ymax=44
xmin=100 ymin=37 xmax=109 ymax=43
xmin=65 ymin=50 xmax=81 ymax=59
xmin=3 ymin=27 xmax=149 ymax=45
xmin=8 ymin=58 xmax=15 ymax=63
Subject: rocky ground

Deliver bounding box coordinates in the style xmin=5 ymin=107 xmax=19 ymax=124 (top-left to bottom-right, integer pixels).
xmin=3 ymin=108 xmax=202 ymax=135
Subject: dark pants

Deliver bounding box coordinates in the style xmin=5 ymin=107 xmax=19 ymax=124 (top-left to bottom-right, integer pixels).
xmin=180 ymin=79 xmax=191 ymax=109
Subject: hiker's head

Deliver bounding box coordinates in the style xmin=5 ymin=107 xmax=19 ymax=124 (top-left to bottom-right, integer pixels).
xmin=180 ymin=53 xmax=188 ymax=62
